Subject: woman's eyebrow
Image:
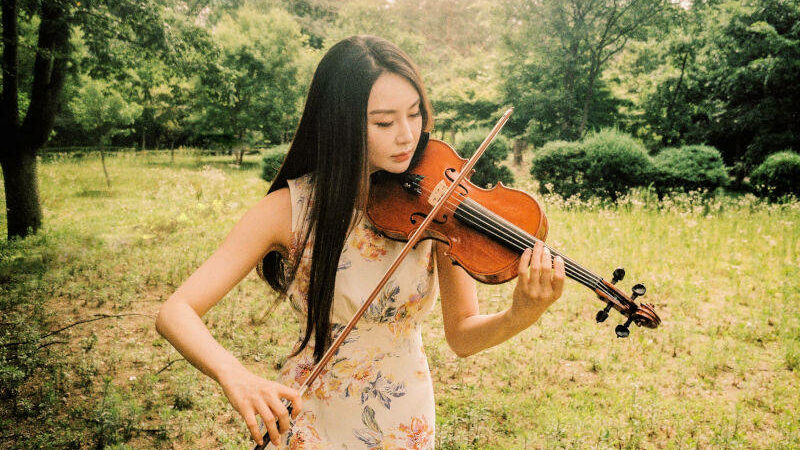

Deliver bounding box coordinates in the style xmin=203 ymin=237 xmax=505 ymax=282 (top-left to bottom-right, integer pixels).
xmin=368 ymin=98 xmax=421 ymax=115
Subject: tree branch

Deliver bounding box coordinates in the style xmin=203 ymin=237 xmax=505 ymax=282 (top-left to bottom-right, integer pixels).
xmin=2 ymin=313 xmax=155 ymax=347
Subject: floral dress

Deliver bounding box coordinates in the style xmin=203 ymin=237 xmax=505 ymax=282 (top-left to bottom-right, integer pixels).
xmin=275 ymin=173 xmax=439 ymax=449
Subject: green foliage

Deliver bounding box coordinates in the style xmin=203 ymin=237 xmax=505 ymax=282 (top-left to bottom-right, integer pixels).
xmin=530 ymin=129 xmax=654 ymax=200
xmin=454 ymin=129 xmax=514 ymax=189
xmin=530 ymin=140 xmax=588 ymax=199
xmin=652 ymin=145 xmax=730 ymax=194
xmin=500 ymin=0 xmax=669 ymax=142
xmin=611 ymin=0 xmax=800 ymax=178
xmin=68 ymin=75 xmax=143 ymax=145
xmin=260 ymin=145 xmax=289 ymax=182
xmin=581 ymin=129 xmax=655 ymax=200
xmin=195 ymin=6 xmax=312 ymax=144
xmin=750 ymin=151 xmax=800 ymax=201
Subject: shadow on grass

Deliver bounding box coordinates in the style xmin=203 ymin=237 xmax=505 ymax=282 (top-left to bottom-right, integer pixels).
xmin=74 ymin=189 xmax=115 ymax=198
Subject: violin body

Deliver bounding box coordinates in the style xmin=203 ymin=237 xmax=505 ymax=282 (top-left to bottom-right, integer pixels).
xmin=368 ymin=139 xmax=548 ymax=284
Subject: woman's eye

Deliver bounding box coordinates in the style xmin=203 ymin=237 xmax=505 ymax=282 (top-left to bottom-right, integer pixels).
xmin=410 ymin=111 xmax=421 ymax=117
xmin=376 ymin=122 xmax=393 ymax=128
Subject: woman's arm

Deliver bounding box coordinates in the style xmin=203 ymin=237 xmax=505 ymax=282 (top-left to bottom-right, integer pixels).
xmin=154 ymin=187 xmax=300 ymax=447
xmin=436 ymin=240 xmax=565 ymax=358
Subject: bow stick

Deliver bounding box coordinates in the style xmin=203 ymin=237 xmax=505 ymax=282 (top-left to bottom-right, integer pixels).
xmin=255 ymin=107 xmax=514 ymax=449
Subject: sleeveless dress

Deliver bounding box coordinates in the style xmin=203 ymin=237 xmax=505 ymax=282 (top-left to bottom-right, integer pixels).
xmin=275 ymin=173 xmax=440 ymax=449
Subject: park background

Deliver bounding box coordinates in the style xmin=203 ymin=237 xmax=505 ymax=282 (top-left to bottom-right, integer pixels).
xmin=1 ymin=0 xmax=799 ymax=448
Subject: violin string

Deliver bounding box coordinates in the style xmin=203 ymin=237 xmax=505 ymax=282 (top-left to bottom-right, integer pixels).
xmin=456 ymin=197 xmax=611 ymax=294
xmin=456 ymin=200 xmax=613 ymax=298
xmin=456 ymin=200 xmax=606 ymax=291
xmin=408 ymin=181 xmax=616 ymax=300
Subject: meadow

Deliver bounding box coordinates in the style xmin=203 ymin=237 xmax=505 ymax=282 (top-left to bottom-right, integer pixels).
xmin=1 ymin=148 xmax=799 ymax=449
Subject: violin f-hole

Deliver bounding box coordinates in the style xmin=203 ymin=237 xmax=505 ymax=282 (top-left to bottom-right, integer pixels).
xmin=444 ymin=168 xmax=469 ymax=196
xmin=410 ymin=212 xmax=448 ymax=225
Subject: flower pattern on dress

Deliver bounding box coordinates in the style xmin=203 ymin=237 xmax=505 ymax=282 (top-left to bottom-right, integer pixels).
xmin=354 ymin=222 xmax=389 ymax=261
xmin=354 ymin=405 xmax=434 ymax=450
xmin=360 ymin=371 xmax=406 ymax=409
xmin=283 ymin=411 xmax=323 ymax=449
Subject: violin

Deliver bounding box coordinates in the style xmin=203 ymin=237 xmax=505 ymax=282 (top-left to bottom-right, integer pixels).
xmin=366 ymin=137 xmax=661 ymax=336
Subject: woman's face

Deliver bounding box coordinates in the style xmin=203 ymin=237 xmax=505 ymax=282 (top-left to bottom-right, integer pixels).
xmin=366 ymin=72 xmax=423 ymax=174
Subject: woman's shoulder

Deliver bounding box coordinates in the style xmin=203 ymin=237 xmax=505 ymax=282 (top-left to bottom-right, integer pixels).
xmin=248 ymin=186 xmax=292 ymax=258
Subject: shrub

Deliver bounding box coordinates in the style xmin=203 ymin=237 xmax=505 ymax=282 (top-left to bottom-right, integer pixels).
xmin=260 ymin=145 xmax=289 ymax=182
xmin=530 ymin=140 xmax=588 ymax=199
xmin=454 ymin=128 xmax=514 ymax=189
xmin=750 ymin=151 xmax=800 ymax=201
xmin=652 ymin=145 xmax=729 ymax=194
xmin=581 ymin=129 xmax=655 ymax=200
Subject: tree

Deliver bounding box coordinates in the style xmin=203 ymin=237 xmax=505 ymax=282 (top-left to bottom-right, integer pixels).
xmin=190 ymin=6 xmax=310 ymax=151
xmin=0 ymin=0 xmax=171 ymax=239
xmin=69 ymin=75 xmax=142 ymax=147
xmin=1 ymin=0 xmax=71 ymax=239
xmin=613 ymin=0 xmax=800 ymax=179
xmin=500 ymin=0 xmax=671 ymax=145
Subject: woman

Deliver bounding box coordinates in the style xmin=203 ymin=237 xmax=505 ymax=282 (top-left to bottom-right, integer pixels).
xmin=155 ymin=35 xmax=565 ymax=448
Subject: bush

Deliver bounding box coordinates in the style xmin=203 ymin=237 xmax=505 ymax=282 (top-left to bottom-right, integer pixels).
xmin=653 ymin=145 xmax=729 ymax=194
xmin=454 ymin=128 xmax=514 ymax=189
xmin=581 ymin=129 xmax=655 ymax=200
xmin=530 ymin=140 xmax=588 ymax=199
xmin=260 ymin=145 xmax=289 ymax=182
xmin=750 ymin=151 xmax=800 ymax=201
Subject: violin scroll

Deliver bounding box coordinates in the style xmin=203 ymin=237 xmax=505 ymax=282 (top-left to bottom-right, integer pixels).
xmin=595 ymin=272 xmax=661 ymax=338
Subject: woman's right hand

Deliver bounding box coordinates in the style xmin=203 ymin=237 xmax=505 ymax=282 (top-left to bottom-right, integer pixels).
xmin=217 ymin=366 xmax=303 ymax=447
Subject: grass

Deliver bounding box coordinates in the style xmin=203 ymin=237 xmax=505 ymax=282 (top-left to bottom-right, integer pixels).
xmin=1 ymin=147 xmax=799 ymax=449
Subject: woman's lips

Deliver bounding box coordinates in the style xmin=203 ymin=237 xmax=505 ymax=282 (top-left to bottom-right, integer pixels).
xmin=392 ymin=151 xmax=412 ymax=162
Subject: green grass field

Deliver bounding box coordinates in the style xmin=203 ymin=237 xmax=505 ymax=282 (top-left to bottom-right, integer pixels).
xmin=1 ymin=149 xmax=799 ymax=449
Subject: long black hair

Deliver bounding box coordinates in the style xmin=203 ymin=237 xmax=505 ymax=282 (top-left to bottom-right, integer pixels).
xmin=256 ymin=35 xmax=434 ymax=363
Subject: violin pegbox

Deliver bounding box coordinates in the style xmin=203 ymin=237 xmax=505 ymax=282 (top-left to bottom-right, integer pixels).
xmin=593 ymin=268 xmax=660 ymax=338
xmin=401 ymin=173 xmax=424 ymax=196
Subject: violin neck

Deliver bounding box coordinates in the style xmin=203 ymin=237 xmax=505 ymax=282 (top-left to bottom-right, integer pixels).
xmin=455 ymin=197 xmax=606 ymax=292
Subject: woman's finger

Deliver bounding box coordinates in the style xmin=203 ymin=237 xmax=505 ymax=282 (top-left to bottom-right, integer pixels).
xmin=243 ymin=408 xmax=266 ymax=447
xmin=552 ymin=255 xmax=566 ymax=297
xmin=279 ymin=386 xmax=303 ymax=420
xmin=518 ymin=247 xmax=532 ymax=285
xmin=528 ymin=241 xmax=544 ymax=286
xmin=540 ymin=246 xmax=552 ymax=282
xmin=254 ymin=398 xmax=280 ymax=446
xmin=268 ymin=394 xmax=292 ymax=435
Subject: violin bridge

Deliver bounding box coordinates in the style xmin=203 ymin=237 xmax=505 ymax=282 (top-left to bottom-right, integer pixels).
xmin=428 ymin=180 xmax=449 ymax=206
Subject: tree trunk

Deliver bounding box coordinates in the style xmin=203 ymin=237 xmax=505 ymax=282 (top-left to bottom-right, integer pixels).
xmin=513 ymin=138 xmax=526 ymax=166
xmin=578 ymin=66 xmax=598 ymax=138
xmin=0 ymin=150 xmax=42 ymax=238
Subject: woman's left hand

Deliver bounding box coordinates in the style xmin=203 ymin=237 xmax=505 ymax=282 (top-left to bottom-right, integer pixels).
xmin=508 ymin=240 xmax=566 ymax=328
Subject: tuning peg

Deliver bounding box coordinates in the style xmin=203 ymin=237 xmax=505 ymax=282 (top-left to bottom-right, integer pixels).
xmin=611 ymin=268 xmax=625 ymax=284
xmin=596 ymin=304 xmax=613 ymax=323
xmin=615 ymin=317 xmax=634 ymax=338
xmin=630 ymin=283 xmax=646 ymax=301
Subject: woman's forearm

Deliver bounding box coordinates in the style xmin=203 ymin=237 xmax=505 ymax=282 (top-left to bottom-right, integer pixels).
xmin=155 ymin=300 xmax=246 ymax=384
xmin=447 ymin=303 xmax=547 ymax=358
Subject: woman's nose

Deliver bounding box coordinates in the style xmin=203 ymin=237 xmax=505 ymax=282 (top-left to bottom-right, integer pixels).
xmin=396 ymin=118 xmax=413 ymax=145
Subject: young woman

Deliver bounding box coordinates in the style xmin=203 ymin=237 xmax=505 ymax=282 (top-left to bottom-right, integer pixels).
xmin=155 ymin=35 xmax=565 ymax=448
